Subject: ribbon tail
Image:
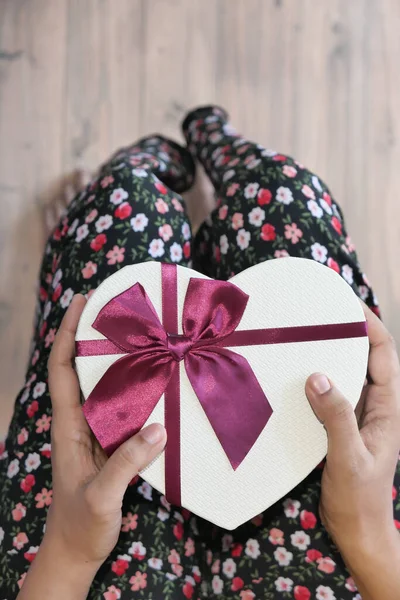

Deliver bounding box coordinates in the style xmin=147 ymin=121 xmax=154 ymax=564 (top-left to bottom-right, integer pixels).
xmin=83 ymin=353 xmax=175 ymax=456
xmin=186 ymin=348 xmax=273 ymax=470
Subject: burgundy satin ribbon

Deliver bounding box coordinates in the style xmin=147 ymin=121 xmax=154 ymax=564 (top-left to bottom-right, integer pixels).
xmin=77 ymin=263 xmax=368 ymax=506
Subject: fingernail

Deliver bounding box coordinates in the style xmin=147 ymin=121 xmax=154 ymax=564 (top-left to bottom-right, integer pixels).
xmin=311 ymin=374 xmax=331 ymax=395
xmin=140 ymin=423 xmax=165 ymax=445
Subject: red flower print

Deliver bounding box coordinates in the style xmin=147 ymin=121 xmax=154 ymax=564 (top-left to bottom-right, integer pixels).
xmin=52 ymin=284 xmax=62 ymax=302
xmin=272 ymin=154 xmax=287 ymax=161
xmin=39 ymin=321 xmax=47 ymax=338
xmin=90 ymin=233 xmax=107 ymax=251
xmin=231 ymin=543 xmax=243 ymax=557
xmin=317 ymin=556 xmax=336 ymax=574
xmin=393 ymin=486 xmax=397 ymax=500
xmin=183 ymin=582 xmax=194 ymax=599
xmin=331 ymin=216 xmax=342 ymax=235
xmin=394 ymin=519 xmax=400 ymax=530
xmin=24 ymin=546 xmax=39 ymax=563
xmin=40 ymin=443 xmax=51 ymax=458
xmin=20 ymin=474 xmax=35 ymax=493
xmin=306 ymin=548 xmax=323 ymax=562
xmin=327 ymin=257 xmax=340 ymax=273
xmin=53 ymin=227 xmax=62 ymax=241
xmin=257 ymin=188 xmax=272 ymax=206
xmin=300 ymin=510 xmax=317 ymax=529
xmin=27 ymin=401 xmax=39 ymax=418
xmin=323 ymin=191 xmax=332 ymax=206
xmin=173 ymin=521 xmax=184 ymax=540
xmin=261 ymin=223 xmax=276 ymax=242
xmin=34 ymin=487 xmax=53 ymax=508
xmin=112 ymin=558 xmax=130 ymax=576
xmin=114 ymin=202 xmax=132 ymax=219
xmin=183 ymin=241 xmax=191 ymax=259
xmin=231 ymin=577 xmax=244 ymax=591
xmin=294 ymin=585 xmax=311 ymax=600
xmin=251 ymin=514 xmax=263 ymax=526
xmin=154 ymin=180 xmax=168 ymax=195
xmin=39 ymin=287 xmax=48 ymax=302
xmin=13 ymin=532 xmax=29 ymax=550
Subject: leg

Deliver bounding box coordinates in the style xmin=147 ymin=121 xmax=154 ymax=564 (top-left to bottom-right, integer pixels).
xmin=0 ymin=137 xmax=206 ymax=599
xmin=184 ymin=106 xmax=380 ymax=316
xmin=181 ymin=107 xmax=394 ymax=599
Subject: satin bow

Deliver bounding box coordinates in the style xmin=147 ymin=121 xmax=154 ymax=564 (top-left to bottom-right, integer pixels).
xmin=82 ymin=273 xmax=273 ymax=471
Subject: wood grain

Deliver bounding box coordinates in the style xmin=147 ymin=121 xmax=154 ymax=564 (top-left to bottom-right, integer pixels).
xmin=0 ymin=0 xmax=399 ymax=436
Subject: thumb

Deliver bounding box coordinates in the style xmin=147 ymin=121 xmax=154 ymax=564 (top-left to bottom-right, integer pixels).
xmin=305 ymin=373 xmax=362 ymax=456
xmin=90 ymin=423 xmax=166 ymax=509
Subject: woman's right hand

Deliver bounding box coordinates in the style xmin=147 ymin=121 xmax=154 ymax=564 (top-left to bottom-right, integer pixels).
xmin=306 ymin=303 xmax=400 ymax=600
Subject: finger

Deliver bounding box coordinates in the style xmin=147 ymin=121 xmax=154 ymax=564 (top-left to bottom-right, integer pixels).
xmin=306 ymin=373 xmax=364 ymax=457
xmin=362 ymin=302 xmax=400 ymax=387
xmin=89 ymin=424 xmax=167 ymax=508
xmin=48 ymin=294 xmax=87 ymax=421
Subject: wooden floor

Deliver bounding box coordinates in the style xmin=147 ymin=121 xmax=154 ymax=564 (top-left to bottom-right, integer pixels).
xmin=0 ymin=0 xmax=399 ymax=436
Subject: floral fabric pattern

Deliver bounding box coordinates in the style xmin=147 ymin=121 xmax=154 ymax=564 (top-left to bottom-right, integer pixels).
xmin=0 ymin=106 xmax=395 ymax=600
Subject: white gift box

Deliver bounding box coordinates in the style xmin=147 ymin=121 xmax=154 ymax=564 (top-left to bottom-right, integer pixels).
xmin=75 ymin=258 xmax=368 ymax=530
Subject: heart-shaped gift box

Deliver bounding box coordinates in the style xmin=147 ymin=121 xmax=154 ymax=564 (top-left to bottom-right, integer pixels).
xmin=75 ymin=258 xmax=368 ymax=530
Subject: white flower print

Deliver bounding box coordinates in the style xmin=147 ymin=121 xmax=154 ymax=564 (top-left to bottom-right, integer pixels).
xmin=209 ymin=132 xmax=223 ymax=144
xmin=358 ymin=285 xmax=369 ymax=301
xmin=148 ymin=557 xmax=163 ymax=570
xmin=60 ymin=288 xmax=74 ymax=309
xmin=247 ymin=158 xmax=261 ymax=169
xmin=221 ymin=534 xmax=233 ymax=552
xmin=128 ymin=541 xmax=146 ymax=559
xmin=160 ymin=496 xmax=171 ymax=511
xmin=211 ymin=575 xmax=223 ymax=594
xmin=312 ymin=175 xmax=323 ymax=192
xmin=20 ymin=388 xmax=30 ymax=405
xmin=236 ymin=229 xmax=251 ymax=251
xmin=170 ymin=242 xmax=183 ymax=263
xmin=33 ymin=382 xmax=46 ymax=398
xmin=25 ymin=452 xmax=41 ymax=472
xmin=137 ymin=481 xmax=153 ymax=501
xmin=132 ymin=168 xmax=148 ymax=178
xmin=290 ymin=530 xmax=311 ymax=550
xmin=95 ymin=214 xmax=113 ymax=233
xmin=157 ymin=508 xmax=169 ymax=521
xmin=110 ymin=187 xmax=128 ymax=205
xmin=7 ymin=459 xmax=19 ymax=479
xmin=0 ymin=526 xmax=4 ymax=545
xmin=44 ymin=301 xmax=52 ymax=320
xmin=261 ymin=148 xmax=277 ymax=157
xmin=276 ymin=186 xmax=294 ymax=205
xmin=307 ymin=200 xmax=323 ymax=219
xmin=76 ymin=223 xmax=89 ymax=242
xmin=248 ymin=207 xmax=265 ymax=227
xmin=275 ymin=577 xmax=293 ymax=592
xmin=68 ymin=218 xmax=79 ymax=236
xmin=311 ymin=242 xmax=328 ymax=263
xmin=220 ymin=234 xmax=229 ymax=255
xmin=130 ymin=213 xmax=149 ymax=232
xmin=342 ymin=264 xmax=354 ymax=285
xmin=245 ymin=538 xmax=260 ymax=559
xmin=320 ymin=199 xmax=333 ymax=215
xmin=273 ymin=546 xmax=293 ymax=566
xmin=283 ymin=498 xmax=300 ymax=518
xmin=181 ymin=222 xmax=191 ymax=241
xmin=222 ymin=169 xmax=235 ymax=182
xmin=244 ymin=182 xmax=260 ymax=199
xmin=222 ymin=558 xmax=236 ymax=579
xmin=316 ymin=585 xmax=336 ymax=600
xmin=148 ymin=239 xmax=165 ymax=259
xmin=52 ymin=268 xmax=63 ymax=290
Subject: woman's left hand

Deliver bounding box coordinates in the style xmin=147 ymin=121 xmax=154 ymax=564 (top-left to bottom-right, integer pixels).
xmin=18 ymin=295 xmax=166 ymax=600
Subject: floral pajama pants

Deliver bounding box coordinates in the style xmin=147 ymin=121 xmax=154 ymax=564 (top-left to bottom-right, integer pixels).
xmin=1 ymin=105 xmax=397 ymax=600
